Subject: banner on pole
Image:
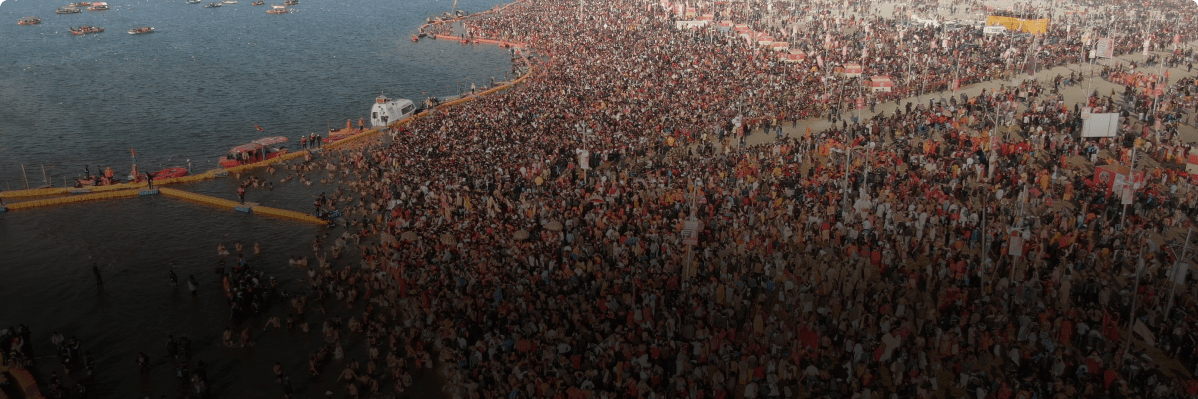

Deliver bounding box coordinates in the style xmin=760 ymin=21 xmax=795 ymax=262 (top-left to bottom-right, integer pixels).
xmin=1008 ymin=229 xmax=1025 ymax=257
xmin=682 ymin=220 xmax=700 ymax=246
xmin=1096 ymin=38 xmax=1114 ymax=58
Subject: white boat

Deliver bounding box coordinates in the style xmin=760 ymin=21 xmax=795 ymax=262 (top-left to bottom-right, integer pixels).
xmin=127 ymin=26 xmax=154 ymax=34
xmin=204 ymin=2 xmax=221 ymax=7
xmin=222 ymin=1 xmax=237 ymax=3
xmin=369 ymin=94 xmax=416 ymax=127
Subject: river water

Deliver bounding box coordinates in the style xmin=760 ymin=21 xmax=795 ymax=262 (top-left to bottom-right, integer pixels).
xmin=0 ymin=0 xmax=510 ymax=396
xmin=0 ymin=0 xmax=510 ymax=186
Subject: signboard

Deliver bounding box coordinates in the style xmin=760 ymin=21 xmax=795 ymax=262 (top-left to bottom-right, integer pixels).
xmin=985 ymin=15 xmax=1049 ymax=34
xmin=855 ymin=97 xmax=865 ymax=109
xmin=577 ymin=149 xmax=591 ymax=170
xmin=952 ymin=79 xmax=960 ymax=91
xmin=1173 ymin=262 xmax=1190 ymax=285
xmin=781 ymin=52 xmax=806 ymax=63
xmin=842 ymin=63 xmax=863 ymax=77
xmin=1187 ymin=150 xmax=1198 ymax=175
xmin=1096 ymin=38 xmax=1115 ymax=58
xmin=1122 ymin=186 xmax=1134 ymax=205
xmin=1081 ymin=113 xmax=1119 ymax=137
xmin=675 ymin=20 xmax=709 ymax=29
xmin=681 ymin=220 xmax=700 ymax=246
xmin=869 ymin=75 xmax=893 ymax=93
xmin=1008 ymin=229 xmax=1024 ymax=256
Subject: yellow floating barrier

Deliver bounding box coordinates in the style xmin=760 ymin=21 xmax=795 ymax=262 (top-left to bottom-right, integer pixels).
xmin=158 ymin=187 xmax=241 ymax=208
xmin=0 ymin=187 xmax=71 ymax=199
xmin=158 ymin=188 xmax=326 ymax=225
xmin=4 ymin=189 xmax=141 ymax=210
xmin=251 ymin=206 xmax=328 ymax=225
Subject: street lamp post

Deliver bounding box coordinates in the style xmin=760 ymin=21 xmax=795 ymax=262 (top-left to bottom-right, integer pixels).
xmin=832 ymin=146 xmax=868 ymax=221
xmin=1165 ymin=228 xmax=1192 ymax=320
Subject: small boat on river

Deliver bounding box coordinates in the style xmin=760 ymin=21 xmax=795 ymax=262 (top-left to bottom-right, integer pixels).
xmin=70 ymin=26 xmax=104 ymax=34
xmin=219 ymin=136 xmax=289 ymax=168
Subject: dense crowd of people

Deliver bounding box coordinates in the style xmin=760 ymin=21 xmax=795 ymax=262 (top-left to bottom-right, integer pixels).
xmin=244 ymin=0 xmax=1198 ymax=397
xmin=10 ymin=0 xmax=1198 ymax=398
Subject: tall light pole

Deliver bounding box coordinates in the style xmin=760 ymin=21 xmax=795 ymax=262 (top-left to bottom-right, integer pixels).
xmin=1165 ymin=228 xmax=1192 ymax=320
xmin=1124 ymin=237 xmax=1146 ymax=359
xmin=832 ymin=146 xmax=867 ymax=220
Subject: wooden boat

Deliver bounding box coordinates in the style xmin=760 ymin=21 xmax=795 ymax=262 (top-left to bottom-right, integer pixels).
xmin=70 ymin=26 xmax=104 ymax=34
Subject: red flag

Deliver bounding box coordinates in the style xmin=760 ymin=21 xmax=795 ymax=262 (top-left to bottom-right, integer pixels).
xmin=255 ymin=124 xmax=264 ymax=132
xmin=131 ymin=148 xmax=137 ymax=158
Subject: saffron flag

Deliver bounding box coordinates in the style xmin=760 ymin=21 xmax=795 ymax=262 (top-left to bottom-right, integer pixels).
xmin=131 ymin=148 xmax=137 ymax=158
xmin=255 ymin=124 xmax=264 ymax=132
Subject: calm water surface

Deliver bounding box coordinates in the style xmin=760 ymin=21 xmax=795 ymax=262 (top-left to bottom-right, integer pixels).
xmin=0 ymin=0 xmax=511 ymax=396
xmin=0 ymin=0 xmax=511 ymax=184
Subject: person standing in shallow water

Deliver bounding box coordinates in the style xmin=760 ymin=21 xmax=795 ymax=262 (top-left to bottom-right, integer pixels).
xmin=187 ymin=275 xmax=198 ymax=296
xmin=137 ymin=352 xmax=149 ymax=373
xmin=92 ymin=263 xmax=102 ymax=285
xmin=168 ymin=270 xmax=178 ymax=288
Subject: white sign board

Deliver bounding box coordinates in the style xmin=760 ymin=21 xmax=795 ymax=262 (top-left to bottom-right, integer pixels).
xmin=681 ymin=220 xmax=700 ymax=246
xmin=1008 ymin=229 xmax=1025 ymax=257
xmin=1096 ymin=38 xmax=1115 ymax=58
xmin=675 ymin=20 xmax=709 ymax=29
xmin=1173 ymin=262 xmax=1190 ymax=285
xmin=1081 ymin=113 xmax=1119 ymax=137
xmin=577 ymin=149 xmax=591 ymax=170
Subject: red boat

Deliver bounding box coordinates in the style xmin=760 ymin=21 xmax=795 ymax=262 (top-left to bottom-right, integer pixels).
xmin=135 ymin=167 xmax=189 ymax=182
xmin=219 ymin=136 xmax=289 ymax=168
